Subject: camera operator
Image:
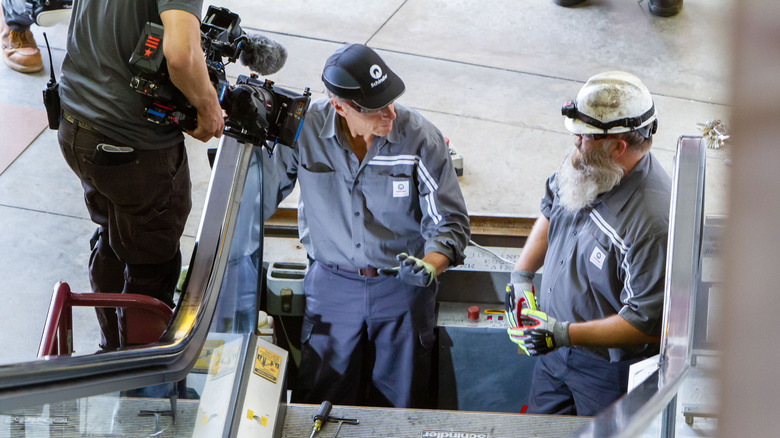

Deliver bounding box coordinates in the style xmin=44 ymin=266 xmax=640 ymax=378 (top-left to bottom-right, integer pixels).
xmin=57 ymin=1 xmax=224 ymax=350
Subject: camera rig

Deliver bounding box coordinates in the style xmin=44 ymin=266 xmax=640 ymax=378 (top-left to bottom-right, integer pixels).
xmin=129 ymin=6 xmax=310 ymax=147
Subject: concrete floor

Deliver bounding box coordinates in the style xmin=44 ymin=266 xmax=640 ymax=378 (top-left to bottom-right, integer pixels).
xmin=0 ymin=0 xmax=730 ymax=371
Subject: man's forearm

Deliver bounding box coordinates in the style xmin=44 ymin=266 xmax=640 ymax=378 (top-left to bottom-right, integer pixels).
xmin=568 ymin=314 xmax=660 ymax=347
xmin=423 ymin=252 xmax=451 ymax=276
xmin=514 ymin=215 xmax=549 ymax=272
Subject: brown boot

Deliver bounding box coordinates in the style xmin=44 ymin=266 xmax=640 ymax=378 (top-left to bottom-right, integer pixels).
xmin=1 ymin=19 xmax=43 ymax=73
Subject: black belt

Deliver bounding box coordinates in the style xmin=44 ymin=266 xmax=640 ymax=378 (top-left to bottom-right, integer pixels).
xmin=62 ymin=111 xmax=99 ymax=133
xmin=336 ymin=265 xmax=379 ymax=278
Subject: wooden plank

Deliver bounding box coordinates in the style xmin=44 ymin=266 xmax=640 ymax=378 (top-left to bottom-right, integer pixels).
xmin=265 ymin=208 xmax=537 ymax=239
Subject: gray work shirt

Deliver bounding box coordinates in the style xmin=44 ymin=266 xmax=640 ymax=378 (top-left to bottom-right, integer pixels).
xmin=59 ymin=0 xmax=203 ymax=150
xmin=539 ymin=152 xmax=672 ymax=362
xmin=263 ymin=98 xmax=470 ymax=269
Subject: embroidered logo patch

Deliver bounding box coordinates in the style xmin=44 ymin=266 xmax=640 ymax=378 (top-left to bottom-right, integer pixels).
xmin=393 ymin=180 xmax=410 ymax=197
xmin=589 ymin=246 xmax=606 ymax=270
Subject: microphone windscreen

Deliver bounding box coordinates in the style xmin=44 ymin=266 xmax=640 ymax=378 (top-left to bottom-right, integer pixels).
xmin=239 ymin=34 xmax=287 ymax=76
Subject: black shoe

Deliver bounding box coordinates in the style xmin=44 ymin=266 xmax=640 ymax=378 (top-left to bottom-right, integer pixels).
xmin=648 ymin=0 xmax=682 ymax=17
xmin=553 ymin=0 xmax=586 ymax=6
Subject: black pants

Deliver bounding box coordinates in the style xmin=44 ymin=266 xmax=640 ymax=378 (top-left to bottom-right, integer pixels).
xmin=58 ymin=115 xmax=191 ymax=349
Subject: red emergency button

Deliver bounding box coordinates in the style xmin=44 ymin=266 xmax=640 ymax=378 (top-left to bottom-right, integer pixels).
xmin=468 ymin=305 xmax=480 ymax=321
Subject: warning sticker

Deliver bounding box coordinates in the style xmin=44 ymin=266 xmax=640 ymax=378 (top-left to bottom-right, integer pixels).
xmin=193 ymin=339 xmax=224 ymax=374
xmin=421 ymin=432 xmax=489 ymax=438
xmin=253 ymin=346 xmax=281 ymax=383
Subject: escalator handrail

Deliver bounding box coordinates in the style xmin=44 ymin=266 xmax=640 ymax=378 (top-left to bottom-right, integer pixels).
xmin=0 ymin=136 xmax=255 ymax=411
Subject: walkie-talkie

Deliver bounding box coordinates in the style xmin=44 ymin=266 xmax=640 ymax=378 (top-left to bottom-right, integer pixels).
xmin=42 ymin=32 xmax=61 ymax=130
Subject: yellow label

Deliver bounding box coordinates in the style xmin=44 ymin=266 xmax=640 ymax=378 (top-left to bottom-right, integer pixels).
xmin=193 ymin=339 xmax=225 ymax=374
xmin=253 ymin=346 xmax=281 ymax=383
xmin=247 ymin=410 xmax=254 ymax=420
xmin=483 ymin=309 xmax=504 ymax=314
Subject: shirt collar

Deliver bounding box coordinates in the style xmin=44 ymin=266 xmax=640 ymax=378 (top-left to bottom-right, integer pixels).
xmin=597 ymin=153 xmax=652 ymax=215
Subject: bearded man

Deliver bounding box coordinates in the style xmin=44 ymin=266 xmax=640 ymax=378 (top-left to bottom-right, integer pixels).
xmin=504 ymin=71 xmax=672 ymax=416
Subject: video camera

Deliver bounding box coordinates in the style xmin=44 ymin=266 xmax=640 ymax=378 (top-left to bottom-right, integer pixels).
xmin=26 ymin=0 xmax=72 ymax=27
xmin=129 ymin=5 xmax=311 ymax=147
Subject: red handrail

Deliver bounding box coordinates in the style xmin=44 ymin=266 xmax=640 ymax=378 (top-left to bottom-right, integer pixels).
xmin=38 ymin=282 xmax=174 ymax=357
xmin=38 ymin=282 xmax=72 ymax=357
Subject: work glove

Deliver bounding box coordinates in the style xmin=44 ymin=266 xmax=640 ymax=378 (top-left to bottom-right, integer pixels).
xmin=507 ymin=309 xmax=571 ymax=356
xmin=378 ymin=253 xmax=436 ymax=287
xmin=504 ymin=270 xmax=537 ymax=327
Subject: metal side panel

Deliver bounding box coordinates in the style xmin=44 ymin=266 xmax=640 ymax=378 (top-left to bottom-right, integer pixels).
xmin=233 ymin=337 xmax=289 ymax=438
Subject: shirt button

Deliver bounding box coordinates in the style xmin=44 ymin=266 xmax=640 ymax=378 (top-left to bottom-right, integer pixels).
xmin=356 ymin=243 xmax=361 ymax=248
xmin=354 ymin=212 xmax=360 ymax=217
xmin=547 ymin=288 xmax=551 ymax=294
xmin=559 ymin=260 xmax=564 ymax=265
xmin=573 ymin=231 xmax=578 ymax=236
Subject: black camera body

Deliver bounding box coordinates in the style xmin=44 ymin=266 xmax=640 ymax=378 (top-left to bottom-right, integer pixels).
xmin=129 ymin=6 xmax=310 ymax=147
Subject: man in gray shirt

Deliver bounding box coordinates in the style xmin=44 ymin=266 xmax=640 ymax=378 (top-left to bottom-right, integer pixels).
xmin=506 ymin=71 xmax=671 ymax=416
xmin=263 ymin=44 xmax=470 ymax=408
xmin=58 ymin=1 xmax=224 ymax=350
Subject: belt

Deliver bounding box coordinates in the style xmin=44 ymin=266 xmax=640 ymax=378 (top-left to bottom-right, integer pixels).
xmin=63 ymin=111 xmax=99 ymax=133
xmin=336 ymin=265 xmax=379 ymax=278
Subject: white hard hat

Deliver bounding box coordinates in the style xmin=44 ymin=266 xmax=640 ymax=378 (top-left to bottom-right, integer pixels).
xmin=562 ymin=71 xmax=657 ymax=138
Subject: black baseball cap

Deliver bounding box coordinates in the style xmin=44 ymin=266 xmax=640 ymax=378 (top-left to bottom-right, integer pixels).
xmin=322 ymin=44 xmax=405 ymax=110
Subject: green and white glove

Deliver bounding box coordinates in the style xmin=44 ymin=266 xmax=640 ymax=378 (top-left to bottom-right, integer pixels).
xmin=378 ymin=253 xmax=436 ymax=287
xmin=507 ymin=309 xmax=570 ymax=356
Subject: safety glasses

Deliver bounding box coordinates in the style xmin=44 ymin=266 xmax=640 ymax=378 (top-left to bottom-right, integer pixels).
xmin=346 ymin=101 xmax=388 ymax=115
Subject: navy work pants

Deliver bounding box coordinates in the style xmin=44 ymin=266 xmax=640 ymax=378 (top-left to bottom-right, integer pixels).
xmin=526 ymin=347 xmax=641 ymax=416
xmin=294 ymin=261 xmax=436 ymax=408
xmin=58 ymin=114 xmax=191 ymax=350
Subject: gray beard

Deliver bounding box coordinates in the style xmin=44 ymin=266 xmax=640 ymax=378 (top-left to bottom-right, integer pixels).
xmin=556 ymin=147 xmax=624 ymax=213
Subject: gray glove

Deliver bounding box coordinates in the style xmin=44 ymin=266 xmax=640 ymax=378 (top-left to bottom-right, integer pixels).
xmin=378 ymin=253 xmax=436 ymax=287
xmin=510 ymin=270 xmax=535 ymax=316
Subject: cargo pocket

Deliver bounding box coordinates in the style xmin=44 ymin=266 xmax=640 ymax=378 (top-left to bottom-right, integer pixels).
xmin=418 ymin=326 xmax=435 ymax=351
xmin=300 ymin=315 xmax=315 ymax=345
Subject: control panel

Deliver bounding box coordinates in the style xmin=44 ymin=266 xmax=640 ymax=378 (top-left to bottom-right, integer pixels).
xmin=436 ymin=301 xmax=509 ymax=329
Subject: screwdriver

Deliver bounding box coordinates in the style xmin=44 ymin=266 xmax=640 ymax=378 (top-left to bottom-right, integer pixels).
xmin=309 ymin=401 xmax=332 ymax=438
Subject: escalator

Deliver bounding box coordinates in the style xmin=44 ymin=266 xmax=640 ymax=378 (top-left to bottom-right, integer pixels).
xmin=0 ymin=135 xmax=284 ymax=437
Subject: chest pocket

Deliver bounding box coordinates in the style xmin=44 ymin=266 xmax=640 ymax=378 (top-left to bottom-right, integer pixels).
xmin=363 ymin=170 xmax=417 ymax=222
xmin=298 ymin=164 xmax=340 ymax=214
xmin=582 ymin=227 xmax=626 ymax=307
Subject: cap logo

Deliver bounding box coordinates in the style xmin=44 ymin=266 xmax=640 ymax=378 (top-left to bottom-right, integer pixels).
xmin=369 ymin=64 xmax=387 ymax=88
xmin=370 ymin=64 xmax=383 ymax=79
